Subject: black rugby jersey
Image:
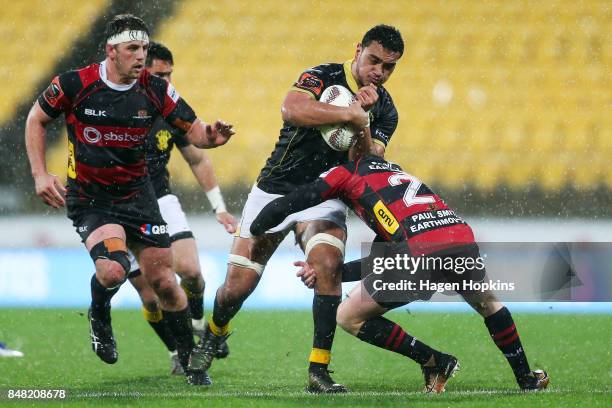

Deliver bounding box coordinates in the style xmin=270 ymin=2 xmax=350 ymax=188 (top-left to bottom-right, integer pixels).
xmin=252 ymin=156 xmax=475 ymax=256
xmin=38 ymin=62 xmax=196 ymax=202
xmin=145 ymin=116 xmax=190 ymax=197
xmin=256 ymin=60 xmax=398 ymax=195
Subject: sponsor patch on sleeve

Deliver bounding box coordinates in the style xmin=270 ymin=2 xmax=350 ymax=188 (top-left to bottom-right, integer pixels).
xmin=166 ymin=82 xmax=180 ymax=103
xmin=293 ymin=72 xmax=324 ymax=97
xmin=43 ymin=76 xmax=65 ymax=108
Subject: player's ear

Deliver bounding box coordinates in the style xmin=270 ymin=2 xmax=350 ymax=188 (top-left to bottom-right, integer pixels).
xmin=105 ymin=43 xmax=116 ymax=59
xmin=355 ymin=43 xmax=362 ymax=60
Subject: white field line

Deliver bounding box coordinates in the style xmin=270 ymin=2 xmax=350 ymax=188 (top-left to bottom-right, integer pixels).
xmin=72 ymin=389 xmax=608 ymax=398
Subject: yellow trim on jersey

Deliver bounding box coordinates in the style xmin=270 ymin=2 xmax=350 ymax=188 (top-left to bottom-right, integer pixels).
xmin=343 ymin=59 xmax=360 ymax=94
xmin=142 ymin=307 xmax=163 ymax=323
xmin=289 ymin=86 xmax=317 ymax=99
xmin=67 ymin=140 xmax=76 ymax=179
xmin=208 ymin=319 xmax=229 ymax=336
xmin=374 ymin=200 xmax=399 ymax=234
xmin=309 ymin=348 xmax=331 ymax=365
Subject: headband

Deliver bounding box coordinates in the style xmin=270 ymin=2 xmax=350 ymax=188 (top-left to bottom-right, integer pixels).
xmin=107 ymin=30 xmax=149 ymax=45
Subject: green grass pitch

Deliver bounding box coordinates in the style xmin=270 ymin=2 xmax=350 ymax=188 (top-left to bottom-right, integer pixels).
xmin=0 ymin=309 xmax=609 ymax=407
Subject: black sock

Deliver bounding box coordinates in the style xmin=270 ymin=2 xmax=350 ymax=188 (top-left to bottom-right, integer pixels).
xmin=212 ymin=293 xmax=242 ymax=329
xmin=357 ymin=316 xmax=440 ymax=366
xmin=181 ymin=281 xmax=204 ymax=320
xmin=484 ymin=307 xmax=531 ymax=379
xmin=90 ymin=275 xmax=119 ymax=322
xmin=164 ymin=307 xmax=194 ymax=369
xmin=341 ymin=259 xmax=362 ymax=282
xmin=142 ymin=308 xmax=176 ymax=352
xmin=309 ymin=295 xmax=341 ymax=371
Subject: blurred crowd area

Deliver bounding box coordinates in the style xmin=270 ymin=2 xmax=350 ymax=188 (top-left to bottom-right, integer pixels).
xmin=0 ymin=0 xmax=609 ymax=216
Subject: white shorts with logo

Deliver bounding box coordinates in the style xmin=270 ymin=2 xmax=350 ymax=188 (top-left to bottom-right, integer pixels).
xmin=236 ymin=184 xmax=347 ymax=239
xmin=128 ymin=194 xmax=192 ymax=274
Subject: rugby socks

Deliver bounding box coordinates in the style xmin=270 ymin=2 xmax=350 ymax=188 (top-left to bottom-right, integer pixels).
xmin=181 ymin=281 xmax=204 ymax=321
xmin=142 ymin=307 xmax=177 ymax=352
xmin=210 ymin=294 xmax=239 ymax=333
xmin=341 ymin=259 xmax=362 ymax=282
xmin=163 ymin=307 xmax=195 ymax=369
xmin=357 ymin=316 xmax=441 ymax=366
xmin=309 ymin=295 xmax=341 ymax=370
xmin=90 ymin=274 xmax=119 ymax=322
xmin=484 ymin=307 xmax=531 ymax=378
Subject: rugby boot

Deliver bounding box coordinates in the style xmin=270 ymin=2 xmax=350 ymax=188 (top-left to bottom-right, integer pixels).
xmin=189 ymin=325 xmax=231 ymax=372
xmin=170 ymin=350 xmax=184 ymax=375
xmin=87 ymin=308 xmax=118 ymax=364
xmin=421 ymin=353 xmax=459 ymax=393
xmin=306 ymin=367 xmax=348 ymax=393
xmin=186 ymin=368 xmax=212 ymax=386
xmin=192 ymin=318 xmax=206 ymax=340
xmin=518 ymin=369 xmax=549 ymax=391
xmin=215 ymin=337 xmax=230 ymax=359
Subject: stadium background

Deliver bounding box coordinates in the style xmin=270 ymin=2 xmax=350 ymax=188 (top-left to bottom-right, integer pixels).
xmin=0 ymin=0 xmax=609 ymax=309
xmin=0 ymin=1 xmax=610 ymax=405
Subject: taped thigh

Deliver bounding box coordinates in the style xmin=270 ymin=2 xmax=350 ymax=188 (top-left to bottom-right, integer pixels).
xmin=304 ymin=233 xmax=345 ymax=259
xmin=89 ymin=238 xmax=131 ymax=275
xmin=228 ymin=254 xmax=265 ymax=276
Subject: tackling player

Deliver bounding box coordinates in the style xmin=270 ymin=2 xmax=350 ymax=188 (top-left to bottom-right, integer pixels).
xmin=24 ymin=14 xmax=234 ymax=385
xmin=191 ymin=25 xmax=403 ymax=393
xmin=126 ymin=42 xmax=236 ymax=375
xmin=250 ymin=155 xmax=550 ymax=392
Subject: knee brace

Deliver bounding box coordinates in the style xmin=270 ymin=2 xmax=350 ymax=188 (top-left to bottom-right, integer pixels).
xmin=228 ymin=254 xmax=265 ymax=276
xmin=304 ymin=233 xmax=345 ymax=259
xmin=90 ymin=240 xmax=131 ymax=276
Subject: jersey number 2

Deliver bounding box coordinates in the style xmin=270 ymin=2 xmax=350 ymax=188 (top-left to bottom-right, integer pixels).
xmin=388 ymin=172 xmax=435 ymax=207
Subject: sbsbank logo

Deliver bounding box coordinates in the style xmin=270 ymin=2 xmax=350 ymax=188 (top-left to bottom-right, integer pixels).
xmin=83 ymin=127 xmax=146 ymax=144
xmin=140 ymin=223 xmax=168 ymax=236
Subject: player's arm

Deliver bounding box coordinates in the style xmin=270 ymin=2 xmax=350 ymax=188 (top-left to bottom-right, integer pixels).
xmin=282 ymin=91 xmax=368 ymax=130
xmin=178 ymin=144 xmax=237 ymax=233
xmin=250 ymin=180 xmax=330 ymax=236
xmin=25 ymin=102 xmax=66 ymax=208
xmin=369 ymin=93 xmax=399 ymax=158
xmin=158 ymin=79 xmax=234 ymax=149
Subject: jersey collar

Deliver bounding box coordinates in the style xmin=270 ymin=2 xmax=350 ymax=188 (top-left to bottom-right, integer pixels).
xmin=343 ymin=59 xmax=360 ymax=94
xmin=99 ymin=60 xmax=137 ymax=91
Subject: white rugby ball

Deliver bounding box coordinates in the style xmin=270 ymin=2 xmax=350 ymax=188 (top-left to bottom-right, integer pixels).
xmin=318 ymin=85 xmax=357 ymax=151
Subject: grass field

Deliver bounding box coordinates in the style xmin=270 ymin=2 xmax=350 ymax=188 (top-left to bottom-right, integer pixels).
xmin=0 ymin=309 xmax=609 ymax=407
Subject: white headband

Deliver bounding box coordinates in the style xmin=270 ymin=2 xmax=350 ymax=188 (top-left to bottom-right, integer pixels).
xmin=106 ymin=30 xmax=149 ymax=45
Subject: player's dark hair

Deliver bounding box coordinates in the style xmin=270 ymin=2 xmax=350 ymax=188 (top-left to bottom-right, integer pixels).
xmin=146 ymin=42 xmax=174 ymax=67
xmin=104 ymin=14 xmax=149 ymax=43
xmin=361 ymin=24 xmax=404 ymax=56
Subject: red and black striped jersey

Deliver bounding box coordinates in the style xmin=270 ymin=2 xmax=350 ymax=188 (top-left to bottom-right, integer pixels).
xmin=38 ymin=61 xmax=196 ymax=202
xmin=251 ymin=156 xmax=475 ymax=256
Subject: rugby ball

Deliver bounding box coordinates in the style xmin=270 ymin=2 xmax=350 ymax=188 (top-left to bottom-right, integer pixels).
xmin=318 ymin=85 xmax=357 ymax=151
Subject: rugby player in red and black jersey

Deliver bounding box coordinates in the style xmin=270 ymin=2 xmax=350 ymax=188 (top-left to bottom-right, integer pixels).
xmin=24 ymin=14 xmax=234 ymax=385
xmin=193 ymin=25 xmax=402 ymax=392
xmin=250 ymin=156 xmax=549 ymax=392
xmin=126 ymin=42 xmax=236 ymax=375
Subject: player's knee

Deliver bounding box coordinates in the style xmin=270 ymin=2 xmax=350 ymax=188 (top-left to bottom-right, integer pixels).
xmin=149 ymin=276 xmax=176 ymax=298
xmin=217 ymin=282 xmax=250 ymax=307
xmin=305 ymin=233 xmax=344 ymax=279
xmin=90 ymin=241 xmax=131 ymax=286
xmin=175 ymin=258 xmax=201 ymax=280
xmin=336 ymin=303 xmax=361 ymax=335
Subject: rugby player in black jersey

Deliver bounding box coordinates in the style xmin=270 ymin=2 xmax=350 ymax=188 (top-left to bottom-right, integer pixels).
xmin=125 ymin=42 xmax=236 ymax=375
xmin=250 ymin=155 xmax=550 ymax=393
xmin=192 ymin=25 xmax=403 ymax=393
xmin=24 ymin=14 xmax=234 ymax=385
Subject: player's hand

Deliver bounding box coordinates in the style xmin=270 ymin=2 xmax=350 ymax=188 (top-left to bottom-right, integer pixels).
xmin=216 ymin=211 xmax=237 ymax=234
xmin=34 ymin=172 xmax=66 ymax=208
xmin=295 ymin=260 xmax=316 ymax=288
xmin=205 ymin=120 xmax=235 ymax=147
xmin=356 ymin=84 xmax=378 ymax=111
xmin=347 ymin=101 xmax=369 ymax=131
